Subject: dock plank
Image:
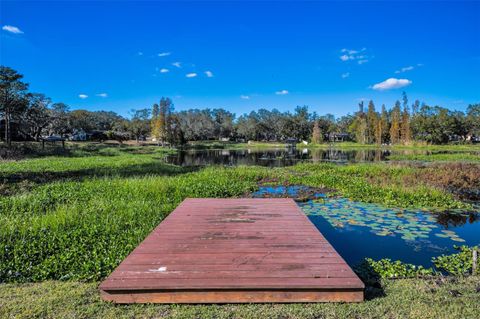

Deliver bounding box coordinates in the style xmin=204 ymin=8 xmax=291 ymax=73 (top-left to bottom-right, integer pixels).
xmin=99 ymin=198 xmax=364 ymax=303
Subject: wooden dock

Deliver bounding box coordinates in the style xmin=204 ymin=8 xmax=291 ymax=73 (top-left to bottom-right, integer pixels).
xmin=99 ymin=198 xmax=364 ymax=303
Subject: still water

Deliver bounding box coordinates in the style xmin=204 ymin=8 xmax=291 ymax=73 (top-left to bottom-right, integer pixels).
xmin=252 ymin=186 xmax=480 ymax=267
xmin=166 ymin=148 xmax=425 ymax=167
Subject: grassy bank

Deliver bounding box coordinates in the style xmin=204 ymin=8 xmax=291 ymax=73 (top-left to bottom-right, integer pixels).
xmin=226 ymin=141 xmax=480 ymax=151
xmin=1 ymin=276 xmax=479 ymax=319
xmin=0 ymin=143 xmax=180 ymax=195
xmin=300 ymin=142 xmax=480 ymax=151
xmin=388 ymin=152 xmax=480 ymax=162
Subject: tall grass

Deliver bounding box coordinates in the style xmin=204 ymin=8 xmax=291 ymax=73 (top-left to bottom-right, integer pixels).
xmin=287 ymin=163 xmax=469 ymax=209
xmin=0 ymin=144 xmax=474 ymax=282
xmin=0 ymin=167 xmax=264 ymax=282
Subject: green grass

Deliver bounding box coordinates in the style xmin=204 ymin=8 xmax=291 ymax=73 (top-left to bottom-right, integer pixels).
xmin=182 ymin=140 xmax=240 ymax=150
xmin=388 ymin=143 xmax=480 ymax=151
xmin=0 ymin=143 xmax=180 ymax=185
xmin=0 ymin=151 xmax=176 ymax=175
xmin=300 ymin=142 xmax=480 ymax=151
xmin=200 ymin=140 xmax=480 ymax=152
xmin=287 ymin=162 xmax=470 ymax=210
xmin=0 ymin=166 xmax=263 ymax=282
xmin=0 ymin=159 xmax=471 ymax=282
xmin=388 ymin=152 xmax=480 ymax=162
xmin=299 ymin=142 xmax=381 ymax=149
xmin=1 ymin=276 xmax=479 ymax=319
xmin=1 ymin=143 xmax=479 ymax=317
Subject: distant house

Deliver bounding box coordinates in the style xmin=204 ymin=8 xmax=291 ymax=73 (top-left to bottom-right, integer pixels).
xmin=448 ymin=134 xmax=464 ymax=142
xmin=328 ymin=133 xmax=350 ymax=142
xmin=285 ymin=138 xmax=297 ymax=147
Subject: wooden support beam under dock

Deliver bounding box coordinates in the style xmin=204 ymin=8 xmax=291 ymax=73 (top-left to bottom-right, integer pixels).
xmin=99 ymin=198 xmax=364 ymax=303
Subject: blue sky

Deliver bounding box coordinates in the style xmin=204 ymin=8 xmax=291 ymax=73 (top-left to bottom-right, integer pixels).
xmin=1 ymin=1 xmax=479 ymax=118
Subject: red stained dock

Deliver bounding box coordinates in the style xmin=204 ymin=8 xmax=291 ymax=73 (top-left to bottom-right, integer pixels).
xmin=99 ymin=198 xmax=364 ymax=303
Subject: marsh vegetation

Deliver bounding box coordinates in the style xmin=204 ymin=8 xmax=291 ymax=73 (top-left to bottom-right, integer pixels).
xmin=0 ymin=142 xmax=479 ymax=318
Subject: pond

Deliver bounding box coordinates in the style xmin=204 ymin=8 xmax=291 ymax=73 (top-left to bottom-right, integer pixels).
xmin=252 ymin=186 xmax=480 ymax=267
xmin=166 ymin=148 xmax=433 ymax=167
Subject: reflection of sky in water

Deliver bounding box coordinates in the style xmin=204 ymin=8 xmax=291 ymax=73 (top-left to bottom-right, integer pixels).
xmin=252 ymin=186 xmax=480 ymax=267
xmin=252 ymin=185 xmax=326 ymax=199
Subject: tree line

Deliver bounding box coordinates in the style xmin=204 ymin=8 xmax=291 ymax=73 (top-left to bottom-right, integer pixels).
xmin=1 ymin=66 xmax=479 ymax=147
xmin=344 ymin=92 xmax=479 ymax=145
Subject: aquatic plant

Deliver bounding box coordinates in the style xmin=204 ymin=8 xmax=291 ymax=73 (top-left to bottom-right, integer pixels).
xmin=354 ymin=258 xmax=435 ymax=282
xmin=299 ymin=196 xmax=467 ymax=244
xmin=355 ymin=246 xmax=480 ymax=283
xmin=432 ymin=245 xmax=480 ymax=276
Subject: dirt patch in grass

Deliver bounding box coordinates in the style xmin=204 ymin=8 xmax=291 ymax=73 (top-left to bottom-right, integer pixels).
xmin=403 ymin=163 xmax=480 ymax=201
xmin=365 ymin=162 xmax=480 ymax=202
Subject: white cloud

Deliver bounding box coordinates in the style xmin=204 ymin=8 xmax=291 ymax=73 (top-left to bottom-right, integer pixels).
xmin=137 ymin=52 xmax=143 ymax=56
xmin=78 ymin=94 xmax=88 ymax=99
xmin=172 ymin=62 xmax=182 ymax=68
xmin=395 ymin=64 xmax=423 ymax=74
xmin=395 ymin=65 xmax=414 ymax=74
xmin=96 ymin=93 xmax=108 ymax=98
xmin=2 ymin=25 xmax=23 ymax=34
xmin=240 ymin=95 xmax=250 ymax=100
xmin=204 ymin=70 xmax=213 ymax=77
xmin=341 ymin=49 xmax=358 ymax=55
xmin=341 ymin=72 xmax=350 ymax=79
xmin=340 ymin=48 xmax=370 ymax=64
xmin=372 ymin=78 xmax=412 ymax=91
xmin=158 ymin=52 xmax=171 ymax=57
xmin=341 ymin=48 xmax=365 ymax=55
xmin=186 ymin=73 xmax=197 ymax=78
xmin=275 ymin=90 xmax=289 ymax=95
xmin=160 ymin=68 xmax=169 ymax=73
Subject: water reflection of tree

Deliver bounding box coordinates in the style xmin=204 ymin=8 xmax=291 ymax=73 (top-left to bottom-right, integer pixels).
xmin=167 ymin=148 xmax=445 ymax=167
xmin=435 ymin=212 xmax=479 ymax=228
